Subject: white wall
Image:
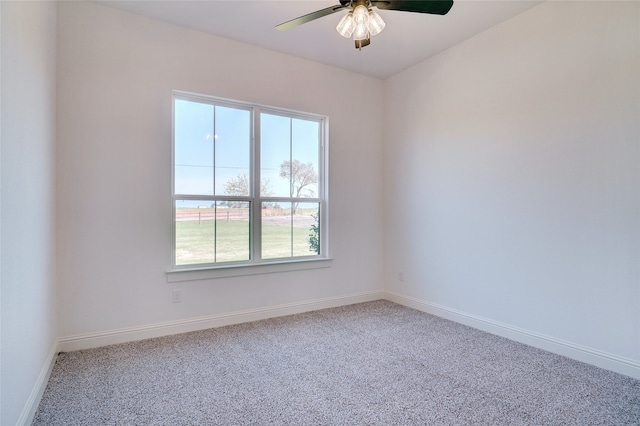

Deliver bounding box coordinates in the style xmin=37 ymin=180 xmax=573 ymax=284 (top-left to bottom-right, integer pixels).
xmin=1 ymin=1 xmax=58 ymax=424
xmin=56 ymin=2 xmax=385 ymax=341
xmin=384 ymin=1 xmax=639 ymax=377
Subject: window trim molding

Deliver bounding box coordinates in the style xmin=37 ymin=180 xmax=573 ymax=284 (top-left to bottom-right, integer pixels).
xmin=171 ymin=90 xmax=330 ymax=273
xmin=166 ymin=257 xmax=333 ymax=282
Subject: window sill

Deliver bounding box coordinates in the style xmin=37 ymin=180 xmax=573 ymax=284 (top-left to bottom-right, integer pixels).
xmin=166 ymin=257 xmax=333 ymax=282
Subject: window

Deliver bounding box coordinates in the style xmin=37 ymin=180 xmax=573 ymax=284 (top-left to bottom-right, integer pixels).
xmin=172 ymin=91 xmax=327 ymax=270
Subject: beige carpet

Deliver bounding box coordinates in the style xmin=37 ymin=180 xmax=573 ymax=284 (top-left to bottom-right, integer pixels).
xmin=33 ymin=300 xmax=639 ymax=425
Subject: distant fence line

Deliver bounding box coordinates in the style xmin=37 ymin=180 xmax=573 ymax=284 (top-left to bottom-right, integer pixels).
xmin=176 ymin=208 xmax=249 ymax=222
xmin=176 ymin=207 xmax=317 ymax=226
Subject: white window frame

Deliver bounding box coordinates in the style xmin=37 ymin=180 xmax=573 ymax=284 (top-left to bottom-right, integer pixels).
xmin=167 ymin=91 xmax=330 ymax=281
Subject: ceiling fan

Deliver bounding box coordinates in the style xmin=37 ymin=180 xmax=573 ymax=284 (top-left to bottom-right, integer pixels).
xmin=276 ymin=0 xmax=454 ymax=49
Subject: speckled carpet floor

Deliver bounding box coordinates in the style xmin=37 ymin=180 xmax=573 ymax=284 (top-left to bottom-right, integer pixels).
xmin=34 ymin=300 xmax=639 ymax=425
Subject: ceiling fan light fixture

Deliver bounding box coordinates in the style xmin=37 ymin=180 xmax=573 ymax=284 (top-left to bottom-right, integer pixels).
xmin=367 ymin=8 xmax=385 ymax=36
xmin=352 ymin=4 xmax=370 ymax=41
xmin=336 ymin=2 xmax=386 ymax=48
xmin=336 ymin=11 xmax=355 ymax=38
xmin=352 ymin=4 xmax=369 ymax=24
xmin=353 ymin=24 xmax=370 ymax=41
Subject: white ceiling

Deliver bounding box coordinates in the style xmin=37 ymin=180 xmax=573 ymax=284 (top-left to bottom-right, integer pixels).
xmin=95 ymin=0 xmax=542 ymax=79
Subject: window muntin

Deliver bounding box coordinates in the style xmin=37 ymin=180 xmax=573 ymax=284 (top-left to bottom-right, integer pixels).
xmin=172 ymin=92 xmax=326 ymax=269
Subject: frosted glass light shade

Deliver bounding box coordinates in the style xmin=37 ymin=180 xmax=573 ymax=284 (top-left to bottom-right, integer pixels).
xmin=352 ymin=5 xmax=368 ymax=25
xmin=352 ymin=5 xmax=370 ymax=40
xmin=368 ymin=9 xmax=386 ymax=36
xmin=353 ymin=24 xmax=369 ymax=40
xmin=336 ymin=12 xmax=355 ymax=38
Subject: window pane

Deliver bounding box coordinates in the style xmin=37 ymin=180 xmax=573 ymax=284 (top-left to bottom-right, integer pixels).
xmin=215 ymin=106 xmax=251 ymax=196
xmin=214 ymin=201 xmax=250 ymax=262
xmin=175 ymin=200 xmax=215 ymax=265
xmin=291 ymin=119 xmax=320 ymax=198
xmin=175 ymin=100 xmax=214 ymax=195
xmin=293 ymin=202 xmax=320 ymax=256
xmin=175 ymin=166 xmax=214 ymax=196
xmin=260 ymin=113 xmax=291 ymax=198
xmin=261 ymin=202 xmax=320 ymax=259
xmin=175 ymin=200 xmax=250 ymax=265
xmin=261 ymin=202 xmax=292 ymax=259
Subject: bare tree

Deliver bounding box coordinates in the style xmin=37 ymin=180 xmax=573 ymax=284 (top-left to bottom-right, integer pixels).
xmin=279 ymin=160 xmax=318 ymax=214
xmin=224 ymin=174 xmax=272 ymax=207
xmin=224 ymin=174 xmax=250 ymax=197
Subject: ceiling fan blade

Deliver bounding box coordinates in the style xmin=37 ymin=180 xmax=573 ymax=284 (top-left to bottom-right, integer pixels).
xmin=372 ymin=1 xmax=454 ymax=15
xmin=276 ymin=5 xmax=348 ymax=31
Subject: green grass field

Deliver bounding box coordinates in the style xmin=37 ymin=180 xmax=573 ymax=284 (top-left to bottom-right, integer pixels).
xmin=175 ymin=218 xmax=317 ymax=265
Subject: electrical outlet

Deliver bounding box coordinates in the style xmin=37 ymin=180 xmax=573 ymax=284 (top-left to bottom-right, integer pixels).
xmin=172 ymin=289 xmax=182 ymax=303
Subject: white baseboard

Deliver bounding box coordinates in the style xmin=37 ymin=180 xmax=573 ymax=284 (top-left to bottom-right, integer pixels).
xmin=23 ymin=290 xmax=639 ymax=424
xmin=52 ymin=288 xmax=640 ymax=382
xmin=17 ymin=340 xmax=58 ymax=426
xmin=384 ymin=291 xmax=640 ymax=380
xmin=58 ymin=290 xmax=385 ymax=352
